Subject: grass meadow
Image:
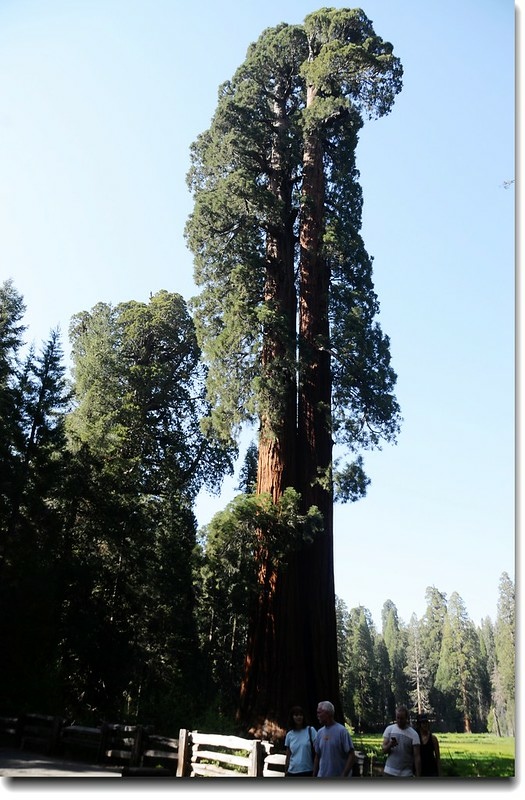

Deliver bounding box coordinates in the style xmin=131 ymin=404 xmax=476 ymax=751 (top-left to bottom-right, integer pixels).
xmin=351 ymin=732 xmax=515 ymax=778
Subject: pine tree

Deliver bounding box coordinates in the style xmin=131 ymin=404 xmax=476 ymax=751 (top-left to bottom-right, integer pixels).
xmin=343 ymin=606 xmax=377 ymax=731
xmin=0 ymin=280 xmax=27 ymax=563
xmin=0 ymin=325 xmax=71 ymax=711
xmin=7 ymin=331 xmax=70 ymax=541
xmin=420 ymin=586 xmax=448 ymax=718
xmin=59 ymin=291 xmax=232 ymax=725
xmin=373 ymin=633 xmax=393 ymax=726
xmin=491 ymin=572 xmax=515 ymax=735
xmin=381 ymin=600 xmax=408 ymax=713
xmin=405 ymin=614 xmax=432 ymax=715
xmin=335 ymin=596 xmax=350 ymax=707
xmin=435 ymin=592 xmax=487 ymax=732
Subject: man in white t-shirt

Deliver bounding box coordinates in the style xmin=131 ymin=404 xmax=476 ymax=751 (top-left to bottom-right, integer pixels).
xmin=382 ymin=706 xmax=421 ymax=777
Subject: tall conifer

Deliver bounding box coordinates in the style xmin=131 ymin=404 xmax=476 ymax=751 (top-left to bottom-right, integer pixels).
xmin=187 ymin=7 xmax=402 ymax=734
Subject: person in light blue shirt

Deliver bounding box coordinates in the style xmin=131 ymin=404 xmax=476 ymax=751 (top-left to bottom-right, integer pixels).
xmin=284 ymin=706 xmax=316 ymax=777
xmin=313 ymin=700 xmax=355 ymax=778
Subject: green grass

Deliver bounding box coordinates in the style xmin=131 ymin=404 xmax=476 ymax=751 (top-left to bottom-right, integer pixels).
xmin=351 ymin=732 xmax=515 ymax=778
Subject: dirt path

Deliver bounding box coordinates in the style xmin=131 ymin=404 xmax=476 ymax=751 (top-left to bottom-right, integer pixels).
xmin=0 ymin=747 xmax=122 ymax=778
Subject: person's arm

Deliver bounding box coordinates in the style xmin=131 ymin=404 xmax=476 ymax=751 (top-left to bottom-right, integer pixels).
xmin=413 ymin=743 xmax=422 ymax=777
xmin=313 ymin=751 xmax=320 ymax=777
xmin=433 ymin=735 xmax=441 ymax=776
xmin=284 ymin=746 xmax=291 ymax=775
xmin=342 ymin=748 xmax=355 ymax=777
xmin=382 ymin=735 xmax=395 ymax=754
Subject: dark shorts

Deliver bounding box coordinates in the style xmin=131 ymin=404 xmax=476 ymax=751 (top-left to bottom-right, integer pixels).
xmin=285 ymin=771 xmax=313 ymax=777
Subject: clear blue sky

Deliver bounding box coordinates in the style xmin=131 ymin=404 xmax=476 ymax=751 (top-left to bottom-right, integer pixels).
xmin=0 ymin=0 xmax=516 ymax=631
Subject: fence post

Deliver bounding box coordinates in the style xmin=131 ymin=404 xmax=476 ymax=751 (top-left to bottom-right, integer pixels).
xmin=250 ymin=740 xmax=263 ymax=777
xmin=176 ymin=728 xmax=191 ymax=777
xmin=130 ymin=724 xmax=144 ymax=767
xmin=14 ymin=715 xmax=24 ymax=748
xmin=97 ymin=723 xmax=109 ymax=764
xmin=50 ymin=716 xmax=64 ymax=755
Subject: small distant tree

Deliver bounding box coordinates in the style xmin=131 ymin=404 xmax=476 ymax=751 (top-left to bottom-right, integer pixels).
xmin=0 ymin=280 xmax=27 ymax=565
xmin=236 ymin=443 xmax=258 ymax=494
xmin=435 ymin=592 xmax=487 ymax=732
xmin=420 ymin=586 xmax=448 ymax=718
xmin=405 ymin=614 xmax=432 ymax=715
xmin=342 ymin=606 xmax=377 ymax=731
xmin=336 ymin=596 xmax=350 ymax=702
xmin=381 ymin=600 xmax=408 ymax=713
xmin=373 ymin=634 xmax=393 ymax=725
xmin=491 ymin=572 xmax=515 ymax=735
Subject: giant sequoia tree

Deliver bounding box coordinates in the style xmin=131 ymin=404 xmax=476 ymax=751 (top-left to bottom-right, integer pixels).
xmin=186 ymin=8 xmax=402 ymax=735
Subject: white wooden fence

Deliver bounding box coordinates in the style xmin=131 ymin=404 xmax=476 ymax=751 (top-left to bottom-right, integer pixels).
xmin=177 ymin=729 xmax=285 ymax=777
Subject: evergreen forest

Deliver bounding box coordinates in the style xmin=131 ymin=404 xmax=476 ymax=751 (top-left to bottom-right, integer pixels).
xmin=0 ymin=280 xmax=514 ymax=739
xmin=0 ymin=5 xmax=515 ymax=748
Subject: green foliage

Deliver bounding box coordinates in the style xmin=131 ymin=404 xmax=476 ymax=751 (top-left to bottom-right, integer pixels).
xmin=1 ymin=281 xmax=513 ymax=738
xmin=333 ymin=455 xmax=370 ymax=502
xmin=185 ymin=10 xmax=404 ymax=725
xmin=236 ymin=442 xmax=258 ymax=493
xmin=435 ymin=592 xmax=488 ymax=732
xmin=186 ymin=22 xmax=307 ymax=443
xmin=344 ymin=606 xmax=378 ymax=730
xmin=186 ymin=8 xmax=402 ymax=472
xmin=195 ymin=489 xmax=322 ymax=713
xmin=0 ymin=280 xmax=27 ymax=545
xmin=0 ymin=285 xmax=234 ymax=730
xmin=302 ymin=8 xmax=403 ymax=124
xmin=381 ymin=600 xmax=409 ymax=711
xmin=490 ymin=573 xmax=515 ymax=735
xmin=56 ymin=291 xmax=234 ymax=726
xmin=405 ymin=613 xmax=432 ymax=715
xmin=0 ymin=310 xmax=71 ymax=713
xmin=68 ymin=291 xmax=233 ymax=498
xmin=0 ymin=279 xmax=26 ymax=393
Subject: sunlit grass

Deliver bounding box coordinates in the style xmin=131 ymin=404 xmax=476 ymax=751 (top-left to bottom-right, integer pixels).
xmin=351 ymin=732 xmax=515 ymax=777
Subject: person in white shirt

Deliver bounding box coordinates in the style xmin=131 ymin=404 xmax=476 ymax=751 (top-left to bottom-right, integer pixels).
xmin=382 ymin=705 xmax=421 ymax=777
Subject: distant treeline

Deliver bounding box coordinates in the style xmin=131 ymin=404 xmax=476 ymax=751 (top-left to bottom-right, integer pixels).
xmin=0 ymin=281 xmax=514 ymax=737
xmin=335 ymin=584 xmax=514 ymax=735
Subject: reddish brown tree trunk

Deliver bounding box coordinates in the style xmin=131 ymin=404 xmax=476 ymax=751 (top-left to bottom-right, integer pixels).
xmin=256 ymin=243 xmax=296 ymax=501
xmin=256 ymin=94 xmax=297 ymax=503
xmin=238 ymin=95 xmax=301 ymax=736
xmin=238 ymin=229 xmax=299 ymax=737
xmin=238 ymin=90 xmax=342 ymax=736
xmin=296 ymin=110 xmax=342 ymax=722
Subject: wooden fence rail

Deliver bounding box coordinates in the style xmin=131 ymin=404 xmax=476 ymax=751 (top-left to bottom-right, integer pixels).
xmin=1 ymin=713 xmax=367 ymax=778
xmin=0 ymin=714 xmax=179 ymax=772
xmin=181 ymin=730 xmax=264 ymax=777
